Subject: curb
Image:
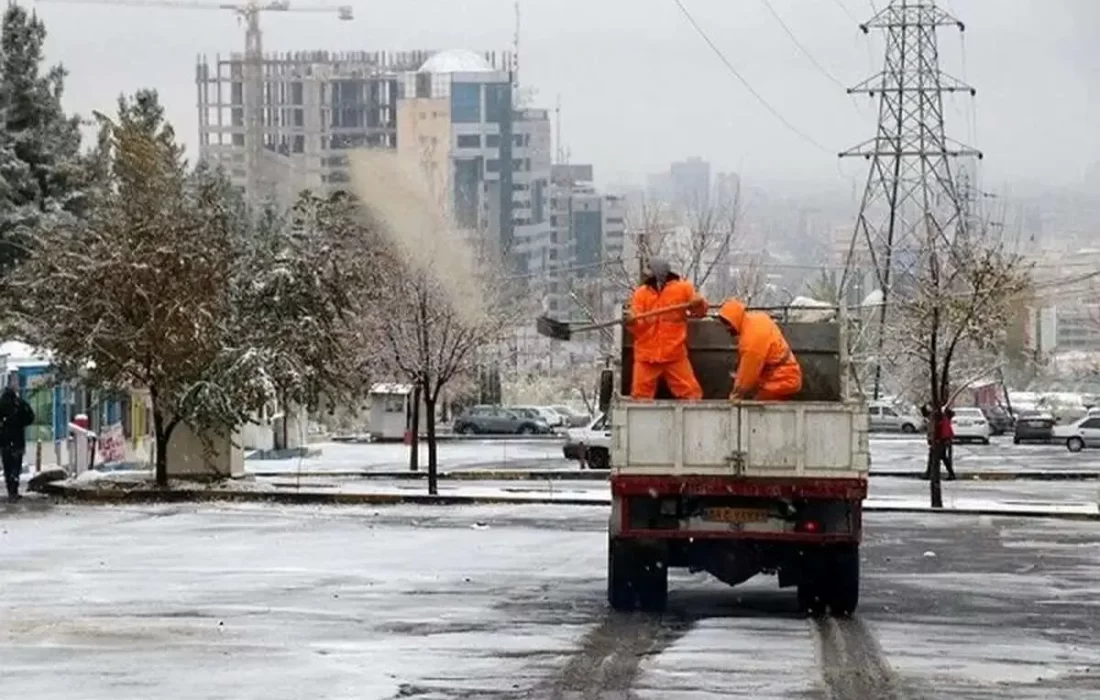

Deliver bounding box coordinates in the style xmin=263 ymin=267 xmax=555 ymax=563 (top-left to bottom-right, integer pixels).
xmin=872 ymin=470 xmax=1100 ymax=481
xmin=244 ymin=469 xmax=1097 ymax=483
xmin=36 ymin=485 xmax=1100 ymax=520
xmin=37 ymin=485 xmax=606 ymax=508
xmin=329 ymin=434 xmax=564 ymax=444
xmin=247 ymin=469 xmax=608 ymax=481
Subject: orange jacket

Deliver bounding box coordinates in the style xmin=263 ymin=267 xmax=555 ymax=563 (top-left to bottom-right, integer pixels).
xmin=718 ymin=299 xmax=802 ymax=396
xmin=629 ymin=275 xmax=707 ymax=364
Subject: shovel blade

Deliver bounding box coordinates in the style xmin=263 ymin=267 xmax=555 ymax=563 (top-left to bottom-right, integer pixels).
xmin=536 ymin=315 xmax=572 ymax=341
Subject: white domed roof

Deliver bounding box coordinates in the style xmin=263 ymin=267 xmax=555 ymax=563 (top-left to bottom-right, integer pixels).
xmin=418 ymin=49 xmax=494 ymax=74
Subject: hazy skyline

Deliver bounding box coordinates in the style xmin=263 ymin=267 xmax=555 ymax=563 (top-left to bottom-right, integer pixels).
xmin=31 ymin=0 xmax=1100 ymax=191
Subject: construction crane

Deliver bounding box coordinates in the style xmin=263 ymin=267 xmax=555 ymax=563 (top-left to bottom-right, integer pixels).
xmin=36 ymin=0 xmax=354 ymax=208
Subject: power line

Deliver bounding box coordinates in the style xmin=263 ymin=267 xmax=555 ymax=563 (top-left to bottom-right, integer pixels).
xmin=759 ymin=0 xmax=849 ymax=90
xmin=828 ymin=0 xmax=861 ymax=27
xmin=671 ymin=0 xmax=833 ymax=155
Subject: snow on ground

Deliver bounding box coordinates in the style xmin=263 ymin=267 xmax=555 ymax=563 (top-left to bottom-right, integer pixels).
xmin=0 ymin=503 xmax=607 ymax=700
xmin=862 ymin=513 xmax=1100 ymax=698
xmin=240 ymin=435 xmax=1100 ymax=477
xmin=247 ymin=439 xmax=563 ymax=474
xmin=3 ymin=503 xmax=1100 ymax=698
xmin=869 ymin=435 xmax=1100 ymax=473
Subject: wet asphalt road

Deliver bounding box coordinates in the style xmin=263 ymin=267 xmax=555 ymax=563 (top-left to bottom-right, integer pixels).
xmin=2 ymin=502 xmax=1100 ymax=699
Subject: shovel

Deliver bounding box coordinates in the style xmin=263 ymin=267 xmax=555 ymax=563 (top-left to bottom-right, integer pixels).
xmin=536 ymin=302 xmax=695 ymax=341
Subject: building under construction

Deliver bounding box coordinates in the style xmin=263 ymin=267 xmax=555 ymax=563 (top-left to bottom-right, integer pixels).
xmin=195 ymin=49 xmax=516 ymax=207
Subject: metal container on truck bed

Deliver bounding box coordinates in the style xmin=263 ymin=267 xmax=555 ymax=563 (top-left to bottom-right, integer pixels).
xmin=606 ymin=308 xmax=869 ymax=616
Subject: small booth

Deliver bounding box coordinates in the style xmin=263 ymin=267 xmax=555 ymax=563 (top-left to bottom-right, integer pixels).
xmin=368 ymin=383 xmax=414 ymax=442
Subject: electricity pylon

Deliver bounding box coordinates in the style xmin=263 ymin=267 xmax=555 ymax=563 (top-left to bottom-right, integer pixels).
xmin=839 ymin=0 xmax=980 ymax=399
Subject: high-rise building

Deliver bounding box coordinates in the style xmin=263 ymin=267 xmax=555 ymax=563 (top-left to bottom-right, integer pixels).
xmin=548 ymin=164 xmax=626 ymax=322
xmin=395 ymin=50 xmax=551 ymax=274
xmin=670 ymin=156 xmax=711 ymax=214
xmin=196 ymin=50 xmax=443 ymax=206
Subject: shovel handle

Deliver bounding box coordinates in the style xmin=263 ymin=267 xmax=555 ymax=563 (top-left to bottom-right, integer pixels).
xmin=571 ymin=301 xmax=695 ymax=333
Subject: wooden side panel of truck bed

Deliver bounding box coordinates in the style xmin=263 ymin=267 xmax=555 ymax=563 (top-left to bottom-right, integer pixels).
xmin=611 ymin=400 xmax=870 ymax=479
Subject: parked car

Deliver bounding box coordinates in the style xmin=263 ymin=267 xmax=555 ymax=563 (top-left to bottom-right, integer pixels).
xmin=453 ymin=405 xmax=551 ymax=435
xmin=1013 ymin=410 xmax=1056 ymax=444
xmin=951 ymin=407 xmax=991 ymax=444
xmin=1053 ymin=415 xmax=1100 ymax=452
xmin=868 ymin=402 xmax=923 ymax=434
xmin=551 ymin=404 xmax=593 ymax=428
xmin=512 ymin=406 xmax=564 ymax=429
xmin=562 ymin=413 xmax=611 ymax=469
xmin=981 ymin=405 xmax=1014 ymax=436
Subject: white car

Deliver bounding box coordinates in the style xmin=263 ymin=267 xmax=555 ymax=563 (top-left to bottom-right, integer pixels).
xmin=562 ymin=413 xmax=611 ymax=469
xmin=1053 ymin=415 xmax=1100 ymax=452
xmin=551 ymin=404 xmax=593 ymax=428
xmin=513 ymin=406 xmax=564 ymax=430
xmin=868 ymin=402 xmax=924 ymax=434
xmin=951 ymin=407 xmax=991 ymax=445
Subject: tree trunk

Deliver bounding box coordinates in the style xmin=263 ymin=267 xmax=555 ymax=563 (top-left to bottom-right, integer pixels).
xmin=281 ymin=393 xmax=289 ymax=450
xmin=424 ymin=386 xmax=439 ymax=496
xmin=408 ymin=384 xmax=420 ymax=473
xmin=151 ymin=404 xmax=169 ymax=488
xmin=929 ymin=435 xmax=944 ymax=508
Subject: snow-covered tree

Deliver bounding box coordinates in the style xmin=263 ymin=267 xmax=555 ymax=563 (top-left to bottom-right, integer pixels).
xmin=10 ymin=90 xmax=371 ymax=486
xmin=371 ymin=262 xmax=522 ymax=494
xmin=887 ymin=224 xmax=1031 ymax=507
xmin=0 ymin=5 xmax=87 ymax=275
xmin=240 ymin=190 xmax=384 ymax=415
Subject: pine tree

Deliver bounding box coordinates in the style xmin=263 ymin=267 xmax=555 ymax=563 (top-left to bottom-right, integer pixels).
xmin=0 ymin=4 xmax=85 ymax=274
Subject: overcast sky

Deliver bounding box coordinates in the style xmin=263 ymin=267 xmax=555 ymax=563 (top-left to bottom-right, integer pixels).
xmin=30 ymin=0 xmax=1100 ymax=190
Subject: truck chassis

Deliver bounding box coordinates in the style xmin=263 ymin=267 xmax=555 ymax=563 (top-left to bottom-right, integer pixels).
xmin=608 ymin=474 xmax=865 ymax=615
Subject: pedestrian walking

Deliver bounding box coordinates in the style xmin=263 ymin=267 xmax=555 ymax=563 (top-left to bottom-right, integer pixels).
xmin=0 ymin=384 xmax=35 ymax=502
xmin=921 ymin=403 xmax=956 ymax=481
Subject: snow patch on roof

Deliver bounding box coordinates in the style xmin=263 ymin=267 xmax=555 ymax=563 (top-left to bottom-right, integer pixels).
xmin=0 ymin=341 xmax=51 ymax=367
xmin=418 ymin=49 xmax=494 ymax=74
xmin=370 ymin=383 xmax=413 ymax=395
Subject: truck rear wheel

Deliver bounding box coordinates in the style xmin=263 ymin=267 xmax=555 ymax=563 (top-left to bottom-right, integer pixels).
xmin=608 ymin=537 xmax=668 ymax=612
xmin=797 ymin=545 xmax=859 ymax=617
xmin=825 ymin=545 xmax=860 ymax=616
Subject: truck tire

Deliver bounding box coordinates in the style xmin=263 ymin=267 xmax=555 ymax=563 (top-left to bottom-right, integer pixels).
xmin=607 ymin=537 xmax=668 ymax=612
xmin=797 ymin=545 xmax=860 ymax=617
xmin=824 ymin=545 xmax=860 ymax=616
xmin=587 ymin=447 xmax=610 ymax=470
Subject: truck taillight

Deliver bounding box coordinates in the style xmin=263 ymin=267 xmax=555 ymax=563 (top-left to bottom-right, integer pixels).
xmin=796 ymin=519 xmax=821 ymax=534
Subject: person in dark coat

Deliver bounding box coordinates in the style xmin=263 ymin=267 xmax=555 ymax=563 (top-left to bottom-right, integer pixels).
xmin=0 ymin=385 xmax=35 ymax=501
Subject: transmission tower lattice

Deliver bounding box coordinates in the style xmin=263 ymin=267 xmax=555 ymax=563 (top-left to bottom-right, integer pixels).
xmin=839 ymin=0 xmax=981 ymax=399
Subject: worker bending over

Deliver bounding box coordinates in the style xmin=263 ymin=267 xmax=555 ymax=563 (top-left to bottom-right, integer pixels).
xmin=628 ymin=258 xmax=707 ymax=399
xmin=717 ymin=299 xmax=803 ymax=401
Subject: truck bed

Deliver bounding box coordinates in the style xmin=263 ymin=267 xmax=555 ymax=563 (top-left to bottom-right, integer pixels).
xmin=611 ymin=400 xmax=869 ymax=479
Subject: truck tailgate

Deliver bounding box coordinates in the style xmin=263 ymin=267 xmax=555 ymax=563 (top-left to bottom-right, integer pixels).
xmin=611 ymin=400 xmax=869 ymax=479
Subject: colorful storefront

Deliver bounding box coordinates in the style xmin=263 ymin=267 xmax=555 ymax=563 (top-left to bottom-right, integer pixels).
xmin=0 ymin=342 xmax=149 ymax=450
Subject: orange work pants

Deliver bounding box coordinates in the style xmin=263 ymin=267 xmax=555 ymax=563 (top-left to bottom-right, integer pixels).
xmin=631 ymin=356 xmax=703 ymax=400
xmin=750 ymin=363 xmax=802 ymax=401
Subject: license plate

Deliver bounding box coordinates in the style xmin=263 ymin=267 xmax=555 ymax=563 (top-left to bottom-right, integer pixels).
xmin=703 ymin=507 xmax=770 ymax=524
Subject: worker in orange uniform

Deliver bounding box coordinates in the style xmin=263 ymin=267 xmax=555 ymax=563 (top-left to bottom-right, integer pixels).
xmin=717 ymin=299 xmax=803 ymax=401
xmin=628 ymin=258 xmax=708 ymax=399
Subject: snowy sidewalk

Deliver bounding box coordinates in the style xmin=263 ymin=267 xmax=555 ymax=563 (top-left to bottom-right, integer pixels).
xmin=35 ymin=471 xmax=1100 ymax=520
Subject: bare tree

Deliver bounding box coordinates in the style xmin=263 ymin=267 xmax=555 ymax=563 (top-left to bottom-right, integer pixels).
xmin=370 ymin=259 xmax=521 ymax=495
xmin=889 ymin=225 xmax=1031 ymax=507
xmin=614 ymin=180 xmax=745 ymax=305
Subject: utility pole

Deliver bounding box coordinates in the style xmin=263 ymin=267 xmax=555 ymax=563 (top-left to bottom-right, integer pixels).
xmin=840 ymin=0 xmax=980 ymax=400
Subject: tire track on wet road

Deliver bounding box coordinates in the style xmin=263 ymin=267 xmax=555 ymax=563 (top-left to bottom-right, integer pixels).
xmin=813 ymin=616 xmax=915 ymax=700
xmin=543 ymin=611 xmax=693 ymax=700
